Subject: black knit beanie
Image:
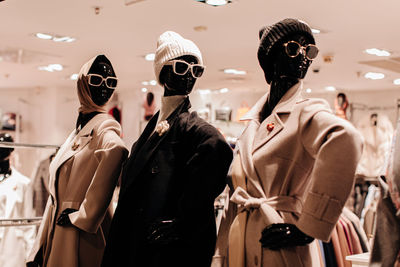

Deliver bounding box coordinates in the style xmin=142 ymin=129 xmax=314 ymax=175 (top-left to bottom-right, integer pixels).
xmin=257 ymin=18 xmax=315 ymax=84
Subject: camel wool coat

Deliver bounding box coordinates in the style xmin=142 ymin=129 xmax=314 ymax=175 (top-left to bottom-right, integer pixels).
xmin=212 ymin=82 xmax=363 ymax=267
xmin=27 ymin=113 xmax=128 ymax=267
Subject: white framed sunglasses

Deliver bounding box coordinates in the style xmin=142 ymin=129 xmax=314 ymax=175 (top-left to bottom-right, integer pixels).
xmin=283 ymin=41 xmax=319 ymax=60
xmin=164 ymin=60 xmax=205 ymax=78
xmin=87 ymin=74 xmax=118 ymax=89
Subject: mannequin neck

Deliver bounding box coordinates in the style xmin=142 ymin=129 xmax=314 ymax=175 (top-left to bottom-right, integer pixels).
xmin=259 ymin=76 xmax=299 ymax=122
xmin=0 ymin=159 xmax=11 ymax=180
xmin=76 ymin=111 xmax=101 ymax=131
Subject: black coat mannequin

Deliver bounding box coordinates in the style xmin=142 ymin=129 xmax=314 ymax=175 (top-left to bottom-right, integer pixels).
xmin=144 ymin=54 xmax=199 ymax=243
xmin=0 ymin=133 xmax=14 ymax=182
xmin=258 ymin=33 xmax=316 ymax=249
xmin=58 ymin=55 xmax=117 ymax=227
xmin=75 ymin=55 xmax=117 ymax=131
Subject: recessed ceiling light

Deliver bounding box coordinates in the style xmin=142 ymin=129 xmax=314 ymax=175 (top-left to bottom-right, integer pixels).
xmin=142 ymin=81 xmax=149 ymax=86
xmin=364 ymin=72 xmax=385 ymax=80
xmin=145 ymin=53 xmax=155 ymax=61
xmin=53 ymin=36 xmax=75 ymax=43
xmin=36 ymin=33 xmax=52 ymax=40
xmin=393 ymin=79 xmax=400 ymax=85
xmin=198 ymin=89 xmax=211 ymax=94
xmin=365 ymin=48 xmax=390 ymax=57
xmin=149 ymin=80 xmax=157 ymax=86
xmin=306 ymin=88 xmax=312 ymax=93
xmin=219 ymin=88 xmax=229 ymax=93
xmin=325 ymin=86 xmax=336 ymax=91
xmin=35 ymin=33 xmax=76 ymax=43
xmin=38 ymin=64 xmax=63 ymax=72
xmin=70 ymin=73 xmax=78 ymax=80
xmin=311 ymin=29 xmax=321 ymax=34
xmin=223 ymin=68 xmax=246 ymax=75
xmin=195 ymin=0 xmax=232 ymax=6
xmin=141 ymin=87 xmax=148 ymax=92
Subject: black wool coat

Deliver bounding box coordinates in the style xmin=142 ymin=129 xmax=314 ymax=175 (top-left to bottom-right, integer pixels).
xmin=102 ymin=97 xmax=233 ymax=267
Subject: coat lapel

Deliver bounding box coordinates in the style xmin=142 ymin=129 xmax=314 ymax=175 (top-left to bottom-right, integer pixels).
xmin=121 ymin=98 xmax=191 ymax=197
xmin=48 ymin=113 xmax=108 ymax=197
xmin=237 ymin=82 xmax=303 ymax=183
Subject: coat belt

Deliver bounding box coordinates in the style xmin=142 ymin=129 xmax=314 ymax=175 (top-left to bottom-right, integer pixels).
xmin=227 ymin=186 xmax=303 ymax=267
xmin=230 ymin=186 xmax=303 ymax=215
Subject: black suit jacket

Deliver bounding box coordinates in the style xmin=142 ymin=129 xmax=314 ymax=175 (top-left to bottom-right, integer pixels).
xmin=102 ymin=97 xmax=233 ymax=267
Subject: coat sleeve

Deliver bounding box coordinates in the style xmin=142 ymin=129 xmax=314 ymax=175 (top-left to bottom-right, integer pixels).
xmin=179 ymin=114 xmax=233 ymax=237
xmin=295 ymin=106 xmax=363 ymax=242
xmin=69 ymin=119 xmax=128 ymax=233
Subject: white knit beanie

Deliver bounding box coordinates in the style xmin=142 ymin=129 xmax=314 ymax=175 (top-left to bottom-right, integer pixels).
xmin=154 ymin=31 xmax=203 ymax=85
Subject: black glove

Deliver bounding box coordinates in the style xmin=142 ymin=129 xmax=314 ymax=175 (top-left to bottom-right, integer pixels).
xmin=259 ymin=223 xmax=314 ymax=250
xmin=146 ymin=218 xmax=182 ymax=245
xmin=56 ymin=208 xmax=77 ymax=226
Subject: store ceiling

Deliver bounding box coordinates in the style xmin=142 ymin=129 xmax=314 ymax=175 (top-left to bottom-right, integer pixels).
xmin=1 ymin=0 xmax=400 ymax=94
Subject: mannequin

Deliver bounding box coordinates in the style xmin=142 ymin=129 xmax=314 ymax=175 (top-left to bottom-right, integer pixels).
xmin=102 ymin=31 xmax=232 ymax=267
xmin=27 ymin=54 xmax=128 ymax=267
xmin=60 ymin=55 xmax=118 ymax=226
xmin=334 ymin=93 xmax=349 ymax=120
xmin=257 ymin=32 xmax=317 ymax=249
xmin=0 ymin=133 xmax=13 ymax=181
xmin=212 ymin=18 xmax=363 ymax=267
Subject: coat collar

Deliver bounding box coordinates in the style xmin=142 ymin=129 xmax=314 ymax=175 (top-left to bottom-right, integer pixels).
xmin=240 ymin=81 xmax=303 ymax=122
xmin=120 ymin=97 xmax=191 ymax=197
xmin=48 ymin=113 xmax=109 ymax=197
xmin=236 ymin=81 xmax=303 ymax=185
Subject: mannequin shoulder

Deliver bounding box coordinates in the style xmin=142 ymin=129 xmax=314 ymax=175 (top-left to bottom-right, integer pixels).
xmin=95 ymin=116 xmax=122 ymax=135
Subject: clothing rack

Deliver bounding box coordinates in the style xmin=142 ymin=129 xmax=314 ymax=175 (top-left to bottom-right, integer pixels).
xmin=0 ymin=141 xmax=59 ymax=150
xmin=0 ymin=217 xmax=42 ymax=227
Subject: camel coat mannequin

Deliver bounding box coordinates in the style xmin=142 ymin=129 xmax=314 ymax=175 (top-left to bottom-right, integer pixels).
xmin=27 ymin=55 xmax=128 ymax=267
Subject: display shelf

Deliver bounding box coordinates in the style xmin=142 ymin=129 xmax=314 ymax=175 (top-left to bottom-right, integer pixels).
xmin=346 ymin=253 xmax=370 ymax=267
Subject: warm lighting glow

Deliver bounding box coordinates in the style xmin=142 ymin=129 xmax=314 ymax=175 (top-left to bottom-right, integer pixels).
xmin=311 ymin=29 xmax=320 ymax=34
xmin=325 ymin=86 xmax=336 ymax=91
xmin=219 ymin=88 xmax=229 ymax=93
xmin=38 ymin=64 xmax=63 ymax=72
xmin=36 ymin=33 xmax=52 ymax=40
xmin=141 ymin=87 xmax=148 ymax=92
xmin=393 ymin=79 xmax=400 ymax=85
xmin=364 ymin=72 xmax=385 ymax=80
xmin=223 ymin=68 xmax=247 ymax=75
xmin=365 ymin=48 xmax=390 ymax=57
xmin=198 ymin=89 xmax=211 ymax=94
xmin=145 ymin=53 xmax=155 ymax=61
xmin=70 ymin=74 xmax=78 ymax=80
xmin=206 ymin=0 xmax=228 ymax=6
xmin=306 ymin=88 xmax=312 ymax=93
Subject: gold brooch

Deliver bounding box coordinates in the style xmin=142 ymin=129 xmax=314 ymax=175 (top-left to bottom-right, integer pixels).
xmin=71 ymin=142 xmax=80 ymax=151
xmin=155 ymin=120 xmax=170 ymax=136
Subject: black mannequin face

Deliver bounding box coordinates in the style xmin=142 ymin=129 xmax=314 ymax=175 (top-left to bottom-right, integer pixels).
xmin=160 ymin=55 xmax=199 ymax=96
xmin=270 ymin=33 xmax=314 ymax=82
xmin=0 ymin=133 xmax=13 ymax=160
xmin=87 ymin=56 xmax=116 ymax=106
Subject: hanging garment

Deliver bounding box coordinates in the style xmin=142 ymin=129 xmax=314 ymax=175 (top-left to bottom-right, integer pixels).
xmin=370 ymin=118 xmax=400 ymax=267
xmin=27 ymin=114 xmax=128 ymax=267
xmin=0 ymin=168 xmax=35 ymax=267
xmin=211 ymin=82 xmax=363 ymax=267
xmin=356 ymin=113 xmax=394 ymax=177
xmin=31 ymin=155 xmax=52 ymax=216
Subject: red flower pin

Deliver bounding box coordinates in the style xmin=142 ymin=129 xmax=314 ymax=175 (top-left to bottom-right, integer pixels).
xmin=266 ymin=122 xmax=275 ymax=132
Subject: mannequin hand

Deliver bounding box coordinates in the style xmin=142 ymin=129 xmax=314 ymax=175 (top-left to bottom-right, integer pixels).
xmin=259 ymin=223 xmax=314 ymax=250
xmin=56 ymin=208 xmax=77 ymax=226
xmin=146 ymin=218 xmax=182 ymax=245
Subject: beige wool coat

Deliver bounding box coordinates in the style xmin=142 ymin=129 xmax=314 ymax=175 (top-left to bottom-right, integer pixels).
xmin=212 ymin=82 xmax=363 ymax=267
xmin=27 ymin=113 xmax=128 ymax=267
